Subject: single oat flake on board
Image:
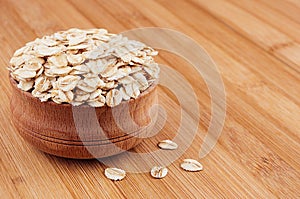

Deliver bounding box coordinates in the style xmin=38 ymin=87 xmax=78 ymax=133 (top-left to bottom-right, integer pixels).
xmin=157 ymin=140 xmax=178 ymax=150
xmin=150 ymin=166 xmax=168 ymax=179
xmin=104 ymin=168 xmax=126 ymax=181
xmin=180 ymin=159 xmax=203 ymax=172
xmin=8 ymin=28 xmax=160 ymax=107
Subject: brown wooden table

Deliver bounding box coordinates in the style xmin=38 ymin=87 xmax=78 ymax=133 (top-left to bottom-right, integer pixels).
xmin=0 ymin=0 xmax=299 ymax=198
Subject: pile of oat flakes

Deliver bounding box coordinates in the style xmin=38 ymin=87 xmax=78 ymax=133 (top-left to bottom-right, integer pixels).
xmin=9 ymin=28 xmax=159 ymax=107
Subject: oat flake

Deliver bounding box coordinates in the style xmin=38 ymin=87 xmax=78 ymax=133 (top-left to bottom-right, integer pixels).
xmin=180 ymin=159 xmax=203 ymax=172
xmin=150 ymin=166 xmax=168 ymax=179
xmin=104 ymin=168 xmax=126 ymax=181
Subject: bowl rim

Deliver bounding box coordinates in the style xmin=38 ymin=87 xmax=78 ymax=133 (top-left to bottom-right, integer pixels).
xmin=9 ymin=76 xmax=158 ymax=108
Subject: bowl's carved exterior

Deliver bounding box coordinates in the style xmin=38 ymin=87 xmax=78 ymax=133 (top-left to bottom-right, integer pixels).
xmin=10 ymin=77 xmax=158 ymax=159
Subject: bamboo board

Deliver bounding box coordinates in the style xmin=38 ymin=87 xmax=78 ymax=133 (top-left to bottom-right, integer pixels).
xmin=0 ymin=0 xmax=299 ymax=198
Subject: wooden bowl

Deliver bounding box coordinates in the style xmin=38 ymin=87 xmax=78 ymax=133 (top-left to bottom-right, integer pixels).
xmin=9 ymin=77 xmax=158 ymax=159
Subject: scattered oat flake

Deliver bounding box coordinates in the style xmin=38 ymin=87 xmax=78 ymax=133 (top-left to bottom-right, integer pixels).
xmin=150 ymin=166 xmax=168 ymax=179
xmin=104 ymin=168 xmax=126 ymax=181
xmin=180 ymin=159 xmax=203 ymax=172
xmin=158 ymin=140 xmax=178 ymax=150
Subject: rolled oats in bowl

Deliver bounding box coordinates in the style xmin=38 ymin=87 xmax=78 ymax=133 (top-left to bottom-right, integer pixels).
xmin=8 ymin=28 xmax=159 ymax=107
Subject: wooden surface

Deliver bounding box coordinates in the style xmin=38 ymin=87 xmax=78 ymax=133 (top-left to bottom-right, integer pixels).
xmin=0 ymin=0 xmax=299 ymax=198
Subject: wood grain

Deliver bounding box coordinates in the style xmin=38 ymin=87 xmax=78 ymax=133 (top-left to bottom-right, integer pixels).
xmin=189 ymin=0 xmax=300 ymax=72
xmin=0 ymin=0 xmax=299 ymax=198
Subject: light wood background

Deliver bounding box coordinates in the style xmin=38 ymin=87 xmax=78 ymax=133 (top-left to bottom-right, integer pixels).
xmin=1 ymin=0 xmax=300 ymax=198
